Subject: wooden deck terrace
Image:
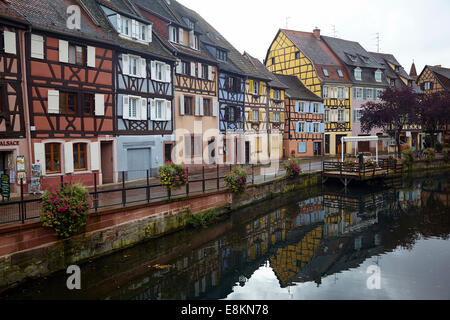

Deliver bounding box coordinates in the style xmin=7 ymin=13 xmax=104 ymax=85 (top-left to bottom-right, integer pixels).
xmin=322 ymin=159 xmax=403 ymax=186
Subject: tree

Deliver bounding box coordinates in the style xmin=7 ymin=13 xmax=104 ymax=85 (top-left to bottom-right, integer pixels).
xmin=417 ymin=91 xmax=450 ymax=148
xmin=360 ymin=87 xmax=419 ymax=158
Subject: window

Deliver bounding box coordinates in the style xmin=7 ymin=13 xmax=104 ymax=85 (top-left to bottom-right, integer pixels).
xmin=337 ymin=69 xmax=344 ymax=78
xmin=155 ymin=100 xmax=164 ymax=120
xmin=297 ymin=121 xmax=305 ymax=132
xmin=271 ymin=57 xmax=275 ymax=65
xmin=252 ymin=109 xmax=259 ymax=122
xmin=217 ymin=49 xmax=227 ymax=61
xmin=193 ymin=34 xmax=199 ymax=50
xmin=59 ymin=91 xmax=77 ymax=114
xmin=366 ymin=88 xmax=373 ymax=100
xmin=129 ymin=56 xmax=138 ymax=76
xmin=83 ymin=93 xmax=94 ymax=115
xmin=390 ymin=79 xmax=395 ymax=87
xmin=226 ymin=76 xmax=240 ymax=93
xmin=376 ymin=89 xmax=383 ymax=100
xmin=323 ymin=87 xmax=329 ymax=98
xmin=322 ymin=68 xmax=329 ymax=77
xmin=273 ymin=112 xmax=280 ymax=123
xmin=375 ymin=70 xmax=382 ymax=82
xmin=354 ymin=68 xmax=362 ymax=80
xmin=324 ymin=109 xmax=330 ymax=122
xmin=227 ymin=106 xmax=237 ymax=122
xmin=298 ymin=101 xmax=306 ymax=113
xmin=355 ymin=87 xmax=363 ymax=99
xmin=181 ymin=61 xmax=190 ymax=75
xmin=73 ymin=143 xmax=87 ymax=171
xmin=121 ymin=17 xmax=131 ymax=37
xmin=184 ymin=96 xmax=194 ymax=115
xmin=201 ymin=64 xmax=208 ymax=79
xmin=338 ymin=109 xmax=344 ymax=122
xmin=337 ymin=87 xmax=344 ymax=99
xmin=155 ymin=62 xmax=164 ymax=81
xmin=68 ymin=44 xmax=85 ymax=66
xmin=252 ymin=81 xmax=259 ymax=95
xmin=45 ymin=143 xmax=61 ymax=174
xmin=353 ymin=109 xmax=362 ymax=123
xmin=169 ymin=26 xmax=178 ymax=43
xmin=273 ymin=89 xmax=281 ymax=100
xmin=424 ymin=82 xmax=433 ymax=90
xmin=203 ymin=98 xmax=211 ymax=116
xmin=295 ymin=52 xmax=300 ymax=59
xmin=312 ymin=103 xmax=319 ymax=113
xmin=129 ymin=97 xmax=139 ymax=119
xmin=313 ymin=123 xmax=320 ymax=133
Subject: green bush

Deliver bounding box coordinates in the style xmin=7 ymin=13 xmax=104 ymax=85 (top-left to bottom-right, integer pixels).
xmin=224 ymin=167 xmax=247 ymax=194
xmin=423 ymin=148 xmax=435 ymax=163
xmin=434 ymin=142 xmax=443 ymax=153
xmin=158 ymin=163 xmax=188 ymax=190
xmin=186 ymin=209 xmax=219 ymax=228
xmin=40 ymin=183 xmax=91 ymax=239
xmin=365 ymin=159 xmax=376 ymax=167
xmin=402 ymin=149 xmax=414 ymax=167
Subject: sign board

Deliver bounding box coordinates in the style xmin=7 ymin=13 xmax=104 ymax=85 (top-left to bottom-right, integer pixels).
xmin=16 ymin=156 xmax=26 ymax=172
xmin=406 ymin=131 xmax=411 ymax=137
xmin=1 ymin=174 xmax=10 ymax=200
xmin=30 ymin=163 xmax=42 ymax=194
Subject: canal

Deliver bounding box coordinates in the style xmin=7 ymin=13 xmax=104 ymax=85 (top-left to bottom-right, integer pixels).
xmin=1 ymin=174 xmax=449 ymax=300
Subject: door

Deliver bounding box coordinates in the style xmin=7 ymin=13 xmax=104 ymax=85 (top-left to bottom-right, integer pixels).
xmin=164 ymin=143 xmax=173 ymax=164
xmin=127 ymin=148 xmax=151 ymax=181
xmin=314 ymin=142 xmax=321 ymax=156
xmin=245 ymin=141 xmax=250 ymax=164
xmin=325 ymin=135 xmax=330 ymax=155
xmin=336 ymin=135 xmax=347 ymax=156
xmin=100 ymin=141 xmax=113 ymax=184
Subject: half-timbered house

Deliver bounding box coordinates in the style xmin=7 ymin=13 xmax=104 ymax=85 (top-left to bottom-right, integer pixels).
xmin=0 ymin=5 xmax=29 ymax=195
xmin=265 ymin=28 xmax=353 ymax=156
xmin=243 ymin=53 xmax=288 ymax=161
xmin=83 ymin=0 xmax=176 ymax=179
xmin=7 ymin=0 xmax=116 ymax=189
xmin=274 ymin=74 xmax=324 ymax=158
xmin=131 ymin=0 xmax=219 ymax=166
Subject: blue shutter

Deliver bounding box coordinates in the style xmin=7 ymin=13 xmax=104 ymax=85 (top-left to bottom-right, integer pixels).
xmin=305 ymin=102 xmax=310 ymax=113
xmin=320 ymin=103 xmax=324 ymax=114
xmin=306 ymin=122 xmax=310 ymax=133
xmin=295 ymin=122 xmax=299 ymax=133
xmin=298 ymin=142 xmax=306 ymax=153
xmin=320 ymin=123 xmax=325 ymax=133
xmin=295 ymin=101 xmax=299 ymax=113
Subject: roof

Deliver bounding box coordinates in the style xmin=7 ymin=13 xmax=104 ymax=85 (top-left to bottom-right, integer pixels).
xmin=410 ymin=62 xmax=417 ymax=78
xmin=273 ymin=73 xmax=322 ymax=101
xmin=429 ymin=65 xmax=450 ymax=90
xmin=243 ymin=52 xmax=283 ymax=86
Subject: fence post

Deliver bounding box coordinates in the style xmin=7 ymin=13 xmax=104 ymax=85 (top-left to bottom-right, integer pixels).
xmin=60 ymin=175 xmax=63 ymax=187
xmin=217 ymin=164 xmax=220 ymax=190
xmin=94 ymin=173 xmax=98 ymax=212
xmin=146 ymin=170 xmax=150 ymax=203
xmin=252 ymin=164 xmax=254 ymax=185
xmin=20 ymin=178 xmax=25 ymax=224
xmin=202 ymin=166 xmax=205 ymax=193
xmin=186 ymin=168 xmax=189 ymax=196
xmin=168 ymin=187 xmax=171 ymax=200
xmin=122 ymin=171 xmax=126 ymax=207
xmin=309 ymin=159 xmax=311 ymax=173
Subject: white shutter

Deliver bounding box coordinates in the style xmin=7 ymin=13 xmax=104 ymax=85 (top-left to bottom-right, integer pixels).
xmin=123 ymin=95 xmax=130 ymax=119
xmin=189 ymin=30 xmax=194 ymax=48
xmin=122 ymin=54 xmax=129 ymax=75
xmin=87 ymin=46 xmax=96 ymax=67
xmin=179 ymin=28 xmax=184 ymax=43
xmin=176 ymin=59 xmax=182 ymax=74
xmin=151 ymin=61 xmax=156 ymax=80
xmin=169 ymin=26 xmax=174 ymax=42
xmin=199 ymin=97 xmax=204 ymax=116
xmin=131 ymin=20 xmax=137 ymax=39
xmin=64 ymin=142 xmax=74 ymax=174
xmin=164 ymin=64 xmax=171 ymax=83
xmin=140 ymin=58 xmax=147 ymax=78
xmin=344 ymin=87 xmax=349 ymax=99
xmin=47 ymin=90 xmax=60 ymax=114
xmin=147 ymin=24 xmax=152 ymax=43
xmin=3 ymin=31 xmax=16 ymax=54
xmin=344 ymin=109 xmax=350 ymax=122
xmin=95 ymin=94 xmax=105 ymax=116
xmin=116 ymin=14 xmax=122 ymax=33
xmin=208 ymin=65 xmax=213 ymax=81
xmin=165 ymin=100 xmax=172 ymax=121
xmin=190 ymin=62 xmax=196 ymax=77
xmin=194 ymin=96 xmax=200 ymax=116
xmin=141 ymin=98 xmax=147 ymax=120
xmin=90 ymin=142 xmax=100 ymax=171
xmin=34 ymin=143 xmax=46 ymax=175
xmin=59 ymin=40 xmax=68 ymax=63
xmin=31 ymin=34 xmax=44 ymax=59
xmin=179 ymin=94 xmax=185 ymax=115
xmin=198 ymin=63 xmax=202 ymax=78
xmin=150 ymin=99 xmax=156 ymax=120
xmin=212 ymin=98 xmax=219 ymax=117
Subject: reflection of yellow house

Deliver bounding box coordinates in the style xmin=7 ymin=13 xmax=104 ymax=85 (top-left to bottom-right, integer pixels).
xmin=265 ymin=29 xmax=353 ymax=156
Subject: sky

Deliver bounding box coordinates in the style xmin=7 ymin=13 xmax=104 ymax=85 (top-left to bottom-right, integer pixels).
xmin=178 ymin=0 xmax=450 ymax=75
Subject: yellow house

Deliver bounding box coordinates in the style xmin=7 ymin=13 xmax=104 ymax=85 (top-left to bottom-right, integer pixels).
xmin=265 ymin=28 xmax=353 ymax=155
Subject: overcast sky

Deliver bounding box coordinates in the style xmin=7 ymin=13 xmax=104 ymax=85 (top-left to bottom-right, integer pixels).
xmin=178 ymin=0 xmax=450 ymax=75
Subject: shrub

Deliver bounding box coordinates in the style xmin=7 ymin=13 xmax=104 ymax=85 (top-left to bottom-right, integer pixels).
xmin=40 ymin=183 xmax=91 ymax=239
xmin=423 ymin=148 xmax=435 ymax=163
xmin=158 ymin=163 xmax=188 ymax=190
xmin=365 ymin=159 xmax=376 ymax=167
xmin=402 ymin=149 xmax=414 ymax=167
xmin=186 ymin=209 xmax=219 ymax=229
xmin=434 ymin=142 xmax=443 ymax=153
xmin=224 ymin=167 xmax=247 ymax=195
xmin=283 ymin=157 xmax=301 ymax=178
xmin=443 ymin=148 xmax=450 ymax=163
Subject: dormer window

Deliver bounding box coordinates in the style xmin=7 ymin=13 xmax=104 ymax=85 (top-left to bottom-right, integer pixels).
xmin=354 ymin=67 xmax=362 ymax=81
xmin=359 ymin=55 xmax=370 ymax=64
xmin=120 ymin=16 xmax=131 ymax=37
xmin=375 ymin=69 xmax=382 ymax=82
xmin=337 ymin=69 xmax=344 ymax=78
xmin=345 ymin=53 xmax=357 ymax=62
xmin=295 ymin=52 xmax=300 ymax=59
xmin=115 ymin=14 xmax=152 ymax=44
xmin=323 ymin=68 xmax=329 ymax=77
xmin=169 ymin=26 xmax=178 ymax=43
xmin=217 ymin=49 xmax=227 ymax=62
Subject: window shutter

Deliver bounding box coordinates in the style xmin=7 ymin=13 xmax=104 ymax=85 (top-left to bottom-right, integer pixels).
xmin=47 ymin=90 xmax=60 ymax=114
xmin=248 ymin=109 xmax=253 ymax=122
xmin=305 ymin=102 xmax=310 ymax=113
xmin=95 ymin=94 xmax=105 ymax=116
xmin=164 ymin=64 xmax=171 ymax=83
xmin=295 ymin=101 xmax=299 ymax=113
xmin=199 ymin=97 xmax=204 ymax=116
xmin=90 ymin=142 xmax=100 ymax=171
xmin=430 ymin=82 xmax=434 ymax=90
xmin=190 ymin=62 xmax=196 ymax=77
xmin=344 ymin=109 xmax=350 ymax=122
xmin=150 ymin=99 xmax=156 ymax=120
xmin=31 ymin=34 xmax=44 ymax=59
xmin=259 ymin=109 xmax=263 ymax=122
xmin=34 ymin=143 xmax=46 ymax=175
xmin=140 ymin=58 xmax=147 ymax=78
xmin=344 ymin=87 xmax=349 ymax=99
xmin=363 ymin=88 xmax=367 ymax=99
xmin=195 ymin=96 xmax=200 ymax=116
xmin=64 ymin=142 xmax=74 ymax=174
xmin=320 ymin=103 xmax=324 ymax=114
xmin=176 ymin=59 xmax=182 ymax=74
xmin=280 ymin=90 xmax=285 ymax=101
xmin=249 ymin=80 xmax=254 ymax=94
xmin=320 ymin=123 xmax=325 ymax=133
xmin=280 ymin=112 xmax=285 ymax=123
xmin=117 ymin=14 xmax=122 ymax=33
xmin=269 ymin=112 xmax=274 ymax=122
xmin=179 ymin=94 xmax=185 ymax=115
xmin=189 ymin=30 xmax=194 ymax=48
xmin=4 ymin=31 xmax=16 ymax=54
xmin=141 ymin=98 xmax=147 ymax=120
xmin=165 ymin=100 xmax=172 ymax=121
xmin=197 ymin=63 xmax=202 ymax=78
xmin=295 ymin=122 xmax=299 ymax=133
xmin=151 ymin=61 xmax=156 ymax=80
xmin=123 ymin=95 xmax=130 ymax=119
xmin=179 ymin=28 xmax=184 ymax=43
xmin=131 ymin=20 xmax=137 ymax=39
xmin=212 ymin=98 xmax=218 ymax=117
xmin=208 ymin=66 xmax=213 ymax=81
xmin=169 ymin=26 xmax=174 ymax=42
xmin=59 ymin=40 xmax=68 ymax=63
xmin=87 ymin=46 xmax=96 ymax=67
xmin=147 ymin=24 xmax=152 ymax=43
xmin=122 ymin=55 xmax=129 ymax=75
xmin=270 ymin=89 xmax=274 ymax=99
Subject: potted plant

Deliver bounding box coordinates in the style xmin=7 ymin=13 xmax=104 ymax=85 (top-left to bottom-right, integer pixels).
xmin=158 ymin=163 xmax=188 ymax=190
xmin=365 ymin=159 xmax=376 ymax=168
xmin=224 ymin=167 xmax=247 ymax=195
xmin=423 ymin=148 xmax=435 ymax=164
xmin=283 ymin=157 xmax=301 ymax=178
xmin=40 ymin=182 xmax=91 ymax=239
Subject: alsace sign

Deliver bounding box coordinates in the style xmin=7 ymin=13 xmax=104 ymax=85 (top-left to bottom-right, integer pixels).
xmin=0 ymin=141 xmax=20 ymax=146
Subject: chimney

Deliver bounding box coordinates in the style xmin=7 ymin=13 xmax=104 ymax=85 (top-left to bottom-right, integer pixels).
xmin=313 ymin=27 xmax=321 ymax=39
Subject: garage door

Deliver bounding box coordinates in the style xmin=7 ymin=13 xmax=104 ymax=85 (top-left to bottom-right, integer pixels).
xmin=127 ymin=148 xmax=151 ymax=181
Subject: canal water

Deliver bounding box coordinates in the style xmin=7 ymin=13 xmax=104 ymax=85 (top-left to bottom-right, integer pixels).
xmin=2 ymin=174 xmax=449 ymax=300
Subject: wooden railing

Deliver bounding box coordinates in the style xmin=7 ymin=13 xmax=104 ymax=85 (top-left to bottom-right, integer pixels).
xmin=323 ymin=159 xmax=403 ymax=179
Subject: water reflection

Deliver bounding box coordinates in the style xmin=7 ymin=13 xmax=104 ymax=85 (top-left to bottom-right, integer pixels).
xmin=2 ymin=175 xmax=449 ymax=300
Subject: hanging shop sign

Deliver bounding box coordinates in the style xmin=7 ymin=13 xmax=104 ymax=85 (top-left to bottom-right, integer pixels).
xmin=1 ymin=174 xmax=10 ymax=200
xmin=16 ymin=156 xmax=26 ymax=172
